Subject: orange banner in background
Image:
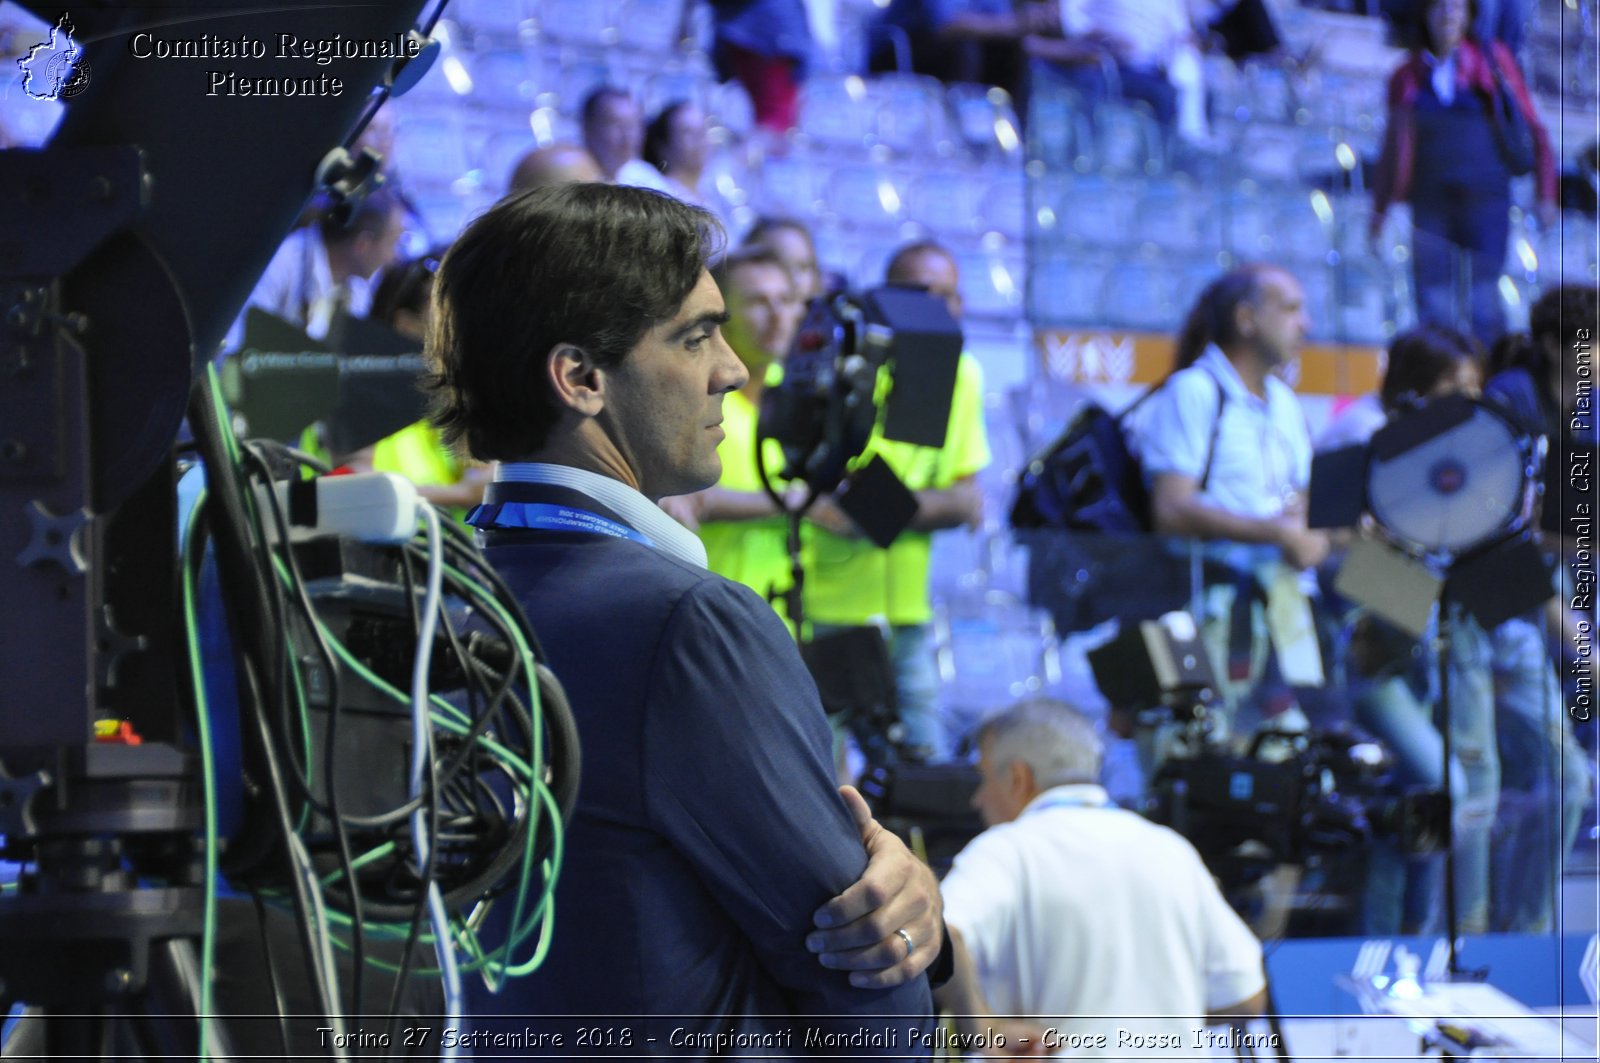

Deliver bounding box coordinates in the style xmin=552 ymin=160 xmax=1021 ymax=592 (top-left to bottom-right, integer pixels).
xmin=1034 ymin=329 xmax=1383 ymax=397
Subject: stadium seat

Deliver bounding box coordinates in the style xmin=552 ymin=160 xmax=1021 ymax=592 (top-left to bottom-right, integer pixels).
xmin=1092 ymin=99 xmax=1166 ymax=177
xmin=393 ymin=107 xmax=477 ymax=186
xmin=1041 ymin=173 xmax=1141 ymax=249
xmin=906 ymin=167 xmax=988 ymax=236
xmin=449 ymin=0 xmax=534 ymax=42
xmin=470 ymin=48 xmax=543 ymax=109
xmin=1027 ymin=89 xmax=1092 ymax=172
xmin=1272 ymin=190 xmax=1337 ymax=266
xmin=534 ymin=0 xmax=619 ymax=46
xmin=873 ymin=74 xmax=950 ymax=157
xmin=947 ymin=83 xmax=1025 ymax=160
xmin=984 ymin=171 xmax=1027 ymax=240
xmin=953 ymin=241 xmax=1024 ymax=318
xmin=1231 ymin=121 xmax=1308 ymax=183
xmin=830 ymin=164 xmax=909 ymax=230
xmin=1206 ymin=185 xmax=1277 ymax=260
xmin=798 ymin=74 xmax=878 ymax=149
xmin=1099 ymin=258 xmax=1178 ymax=332
xmin=614 ymin=0 xmax=687 ymax=54
xmin=1134 ymin=175 xmax=1206 ymax=254
xmin=755 ymin=151 xmax=827 ymax=217
xmin=707 ymin=78 xmax=755 ymax=140
xmin=1030 ymin=252 xmax=1112 ymax=326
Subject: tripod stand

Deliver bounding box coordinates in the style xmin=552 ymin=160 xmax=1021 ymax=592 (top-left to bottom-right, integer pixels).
xmin=0 ymin=747 xmax=231 ymax=1061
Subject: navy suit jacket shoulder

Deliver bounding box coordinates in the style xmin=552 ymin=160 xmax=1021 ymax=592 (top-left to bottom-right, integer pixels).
xmin=473 ymin=530 xmax=933 ymax=1050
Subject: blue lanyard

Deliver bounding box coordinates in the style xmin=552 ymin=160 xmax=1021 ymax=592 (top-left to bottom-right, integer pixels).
xmin=467 ymin=501 xmax=654 ymax=548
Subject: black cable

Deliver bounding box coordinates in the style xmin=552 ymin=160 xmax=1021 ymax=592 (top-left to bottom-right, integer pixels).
xmin=238 ymin=653 xmax=341 ymax=1037
xmin=240 ymin=442 xmax=368 ymax=1012
xmin=249 ymin=889 xmax=294 ymax=1058
xmin=437 ymin=519 xmax=549 ymax=664
xmin=186 ymin=379 xmax=337 ymax=1028
xmin=384 ymin=696 xmax=443 ymax=1054
xmin=236 ymin=445 xmax=333 ymax=815
xmin=234 ymin=452 xmax=313 ymax=839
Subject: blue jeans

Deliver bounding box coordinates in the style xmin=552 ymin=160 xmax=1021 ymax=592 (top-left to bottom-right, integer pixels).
xmin=816 ymin=622 xmax=948 ymax=765
xmin=1488 ymin=617 xmax=1593 ymax=932
xmin=1353 ymin=608 xmax=1498 ymax=935
xmin=1411 ymin=189 xmax=1511 ymax=346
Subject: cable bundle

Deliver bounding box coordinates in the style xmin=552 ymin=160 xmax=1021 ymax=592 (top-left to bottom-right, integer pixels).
xmin=181 ymin=367 xmax=575 ymax=1058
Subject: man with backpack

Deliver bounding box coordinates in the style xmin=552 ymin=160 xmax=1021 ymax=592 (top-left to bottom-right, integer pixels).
xmin=1129 ymin=263 xmax=1329 ymax=742
xmin=1136 ymin=264 xmax=1327 ymax=572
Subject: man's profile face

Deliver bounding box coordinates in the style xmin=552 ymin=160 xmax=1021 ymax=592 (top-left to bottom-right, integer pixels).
xmin=600 ymin=269 xmax=747 ymax=499
xmin=352 ymin=208 xmax=404 ymax=280
xmin=666 ymin=103 xmax=711 ymax=175
xmin=585 ymin=94 xmax=642 ymax=179
xmin=761 ymin=225 xmax=821 ymax=302
xmin=723 ymin=260 xmax=803 ymax=374
xmin=1248 ymin=269 xmax=1310 ymax=367
xmin=971 ymin=741 xmax=1025 ymax=828
xmin=891 ymin=249 xmax=963 ymax=322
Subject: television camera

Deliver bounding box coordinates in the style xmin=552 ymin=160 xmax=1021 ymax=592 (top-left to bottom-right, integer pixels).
xmin=1088 ymin=614 xmax=1447 ymax=915
xmin=754 ymin=285 xmax=961 ymax=766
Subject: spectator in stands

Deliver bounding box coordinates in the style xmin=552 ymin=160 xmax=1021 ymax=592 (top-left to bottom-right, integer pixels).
xmin=1369 ymin=0 xmax=1556 ymax=346
xmin=1130 ymin=264 xmax=1327 ymax=737
xmin=664 ymin=245 xmax=806 ymax=615
xmin=744 ymin=215 xmax=824 ymax=301
xmin=581 ymin=86 xmax=675 ymax=193
xmin=240 ymin=187 xmax=405 ymax=343
xmin=1481 ymin=284 xmax=1595 ymax=933
xmin=1383 ymin=0 xmax=1535 ymax=53
xmin=1022 ymin=0 xmax=1203 ymax=134
xmin=802 ymin=240 xmax=990 ymax=765
xmin=644 ymin=100 xmax=719 ymax=211
xmin=710 ymin=0 xmax=812 ymax=134
xmin=868 ymin=0 xmax=1049 ymax=109
xmin=508 ymin=141 xmax=602 ymax=193
xmin=335 ymin=251 xmax=488 ymax=521
xmin=1193 ymin=0 xmax=1288 ymax=65
xmin=935 ymin=698 xmax=1266 ymax=1050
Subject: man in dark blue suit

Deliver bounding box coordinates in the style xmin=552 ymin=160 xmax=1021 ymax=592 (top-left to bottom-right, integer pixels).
xmin=428 ymin=182 xmax=941 ymax=1047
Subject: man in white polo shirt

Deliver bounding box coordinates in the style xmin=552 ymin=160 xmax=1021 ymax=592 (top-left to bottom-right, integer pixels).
xmin=935 ymin=698 xmax=1266 ymax=1055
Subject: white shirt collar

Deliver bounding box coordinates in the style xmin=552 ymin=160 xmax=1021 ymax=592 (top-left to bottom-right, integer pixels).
xmin=1195 ymin=344 xmax=1262 ymax=406
xmin=493 ymin=462 xmax=709 ymax=569
xmin=1022 ymin=783 xmax=1111 ymax=815
xmin=1426 ymin=50 xmax=1458 ymax=105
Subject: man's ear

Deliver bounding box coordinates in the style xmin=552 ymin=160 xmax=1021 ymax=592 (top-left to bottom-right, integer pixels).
xmin=547 ymin=342 xmax=605 ymax=417
xmin=1008 ymin=759 xmax=1036 ymax=803
xmin=1234 ymin=299 xmax=1256 ymax=340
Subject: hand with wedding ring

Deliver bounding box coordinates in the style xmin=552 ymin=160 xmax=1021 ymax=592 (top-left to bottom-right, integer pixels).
xmin=806 ymin=785 xmax=943 ymax=988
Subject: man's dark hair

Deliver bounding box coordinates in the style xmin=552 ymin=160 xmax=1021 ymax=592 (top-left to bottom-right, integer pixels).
xmin=711 ymin=243 xmax=790 ymax=291
xmin=369 ymin=247 xmax=445 ymax=328
xmin=1531 ymin=283 xmax=1598 ymax=353
xmin=743 ymin=214 xmax=814 ymax=251
xmin=1171 ymin=262 xmax=1279 ymax=372
xmin=643 ymin=99 xmax=691 ymax=173
xmin=318 ymin=186 xmax=402 ymax=246
xmin=581 ymin=85 xmax=632 ymax=129
xmin=1381 ymin=325 xmax=1482 ymax=411
xmin=426 ymin=183 xmax=723 ymax=460
xmin=885 ymin=239 xmax=954 ymax=285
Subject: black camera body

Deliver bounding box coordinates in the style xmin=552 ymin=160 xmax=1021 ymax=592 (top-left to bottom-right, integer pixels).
xmin=1146 ymin=728 xmax=1448 ymax=883
xmin=758 ymin=286 xmax=963 ymax=499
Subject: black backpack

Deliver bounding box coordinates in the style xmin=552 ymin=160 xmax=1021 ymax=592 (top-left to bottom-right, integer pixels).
xmin=1010 ymin=375 xmax=1226 ymax=534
